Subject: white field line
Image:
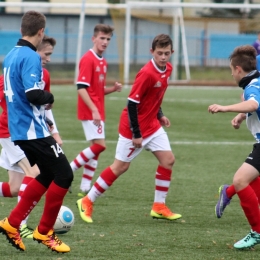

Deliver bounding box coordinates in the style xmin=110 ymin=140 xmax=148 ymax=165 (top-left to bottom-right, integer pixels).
xmin=63 ymin=140 xmax=253 ymax=145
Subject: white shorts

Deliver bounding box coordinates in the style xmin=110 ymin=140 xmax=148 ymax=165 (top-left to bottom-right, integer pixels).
xmin=115 ymin=127 xmax=172 ymax=162
xmin=0 ymin=138 xmax=25 ymax=173
xmin=81 ymin=120 xmax=105 ymax=141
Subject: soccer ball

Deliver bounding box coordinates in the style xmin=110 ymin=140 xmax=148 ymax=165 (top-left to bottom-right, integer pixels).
xmin=54 ymin=205 xmax=75 ymax=234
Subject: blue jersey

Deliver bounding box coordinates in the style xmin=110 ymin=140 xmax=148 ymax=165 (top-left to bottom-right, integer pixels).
xmin=243 ymin=77 xmax=260 ymax=142
xmin=3 ymin=45 xmax=50 ymax=141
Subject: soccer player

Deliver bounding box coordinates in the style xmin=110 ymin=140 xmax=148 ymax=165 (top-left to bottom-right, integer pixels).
xmin=252 ymin=31 xmax=260 ymax=55
xmin=0 ymin=11 xmax=73 ymax=253
xmin=0 ymin=35 xmax=62 ymax=239
xmin=70 ymin=24 xmax=122 ymax=196
xmin=208 ymin=45 xmax=260 ymax=249
xmin=76 ymin=33 xmax=182 ymax=224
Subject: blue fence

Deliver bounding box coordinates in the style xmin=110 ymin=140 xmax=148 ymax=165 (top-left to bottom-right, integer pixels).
xmin=0 ymin=31 xmax=257 ymax=66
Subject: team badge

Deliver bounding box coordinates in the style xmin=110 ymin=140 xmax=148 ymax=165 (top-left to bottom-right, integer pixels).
xmin=103 ymin=66 xmax=107 ymax=73
xmin=154 ymin=81 xmax=161 ymax=88
xmin=96 ymin=66 xmax=100 ymax=72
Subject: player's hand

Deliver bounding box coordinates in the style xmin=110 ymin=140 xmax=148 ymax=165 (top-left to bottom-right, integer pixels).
xmin=208 ymin=104 xmax=226 ymax=114
xmin=45 ymin=103 xmax=53 ymax=110
xmin=159 ymin=116 xmax=170 ymax=127
xmin=231 ymin=113 xmax=245 ymax=129
xmin=52 ymin=133 xmax=63 ymax=146
xmin=92 ymin=110 xmax=101 ymax=127
xmin=132 ymin=137 xmax=143 ymax=148
xmin=114 ymin=82 xmax=122 ymax=92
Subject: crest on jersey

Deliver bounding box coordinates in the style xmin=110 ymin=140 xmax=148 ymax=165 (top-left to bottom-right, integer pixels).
xmin=103 ymin=66 xmax=107 ymax=73
xmin=99 ymin=74 xmax=104 ymax=82
xmin=96 ymin=66 xmax=100 ymax=72
xmin=154 ymin=81 xmax=162 ymax=88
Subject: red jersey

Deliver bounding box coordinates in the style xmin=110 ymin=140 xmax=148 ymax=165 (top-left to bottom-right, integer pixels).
xmin=0 ymin=75 xmax=9 ymax=138
xmin=0 ymin=68 xmax=50 ymax=138
xmin=76 ymin=49 xmax=107 ymax=121
xmin=119 ymin=59 xmax=172 ymax=139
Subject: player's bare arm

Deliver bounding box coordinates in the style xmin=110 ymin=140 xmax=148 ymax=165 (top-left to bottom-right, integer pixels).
xmin=159 ymin=116 xmax=170 ymax=127
xmin=78 ymin=88 xmax=101 ymax=126
xmin=208 ymin=100 xmax=258 ymax=114
xmin=231 ymin=113 xmax=246 ymax=129
xmin=104 ymin=82 xmax=122 ymax=95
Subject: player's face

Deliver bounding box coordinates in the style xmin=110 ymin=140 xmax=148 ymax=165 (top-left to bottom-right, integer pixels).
xmin=92 ymin=32 xmax=112 ymax=56
xmin=37 ymin=44 xmax=54 ymax=67
xmin=229 ymin=62 xmax=241 ymax=84
xmin=151 ymin=45 xmax=173 ymax=70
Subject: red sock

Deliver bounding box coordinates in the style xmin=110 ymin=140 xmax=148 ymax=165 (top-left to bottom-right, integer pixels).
xmin=226 ymin=185 xmax=236 ymax=199
xmin=237 ymin=185 xmax=260 ymax=233
xmin=38 ymin=181 xmax=68 ymax=235
xmin=154 ymin=165 xmax=172 ymax=203
xmin=90 ymin=144 xmax=105 ymax=155
xmin=9 ymin=179 xmax=47 ymax=228
xmin=87 ymin=167 xmax=118 ymax=202
xmin=0 ymin=182 xmax=12 ymax=197
xmin=249 ymin=177 xmax=260 ymax=203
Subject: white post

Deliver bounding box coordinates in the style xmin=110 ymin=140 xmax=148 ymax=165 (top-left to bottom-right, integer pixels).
xmin=74 ymin=0 xmax=86 ymax=84
xmin=178 ymin=8 xmax=190 ymax=80
xmin=172 ymin=8 xmax=179 ymax=81
xmin=124 ymin=3 xmax=131 ymax=86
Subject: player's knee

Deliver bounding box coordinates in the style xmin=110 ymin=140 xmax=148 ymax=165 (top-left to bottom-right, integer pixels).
xmin=9 ymin=186 xmax=19 ymax=197
xmin=56 ymin=167 xmax=74 ymax=189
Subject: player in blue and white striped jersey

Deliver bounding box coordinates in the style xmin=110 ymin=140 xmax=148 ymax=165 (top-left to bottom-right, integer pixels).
xmin=0 ymin=11 xmax=73 ymax=253
xmin=208 ymin=45 xmax=260 ymax=250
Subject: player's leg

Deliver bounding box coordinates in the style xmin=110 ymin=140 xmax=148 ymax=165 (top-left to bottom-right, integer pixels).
xmin=77 ymin=134 xmax=142 ymax=223
xmin=216 ymin=144 xmax=260 ymax=218
xmin=0 ymin=143 xmax=25 ymax=197
xmin=149 ymin=128 xmax=181 ymax=221
xmin=78 ymin=138 xmax=106 ymax=196
xmin=0 ymin=137 xmax=73 ymax=252
xmin=29 ymin=137 xmax=73 ymax=253
xmin=70 ymin=121 xmax=106 ymax=194
xmin=17 ymin=161 xmax=39 ymax=238
xmin=232 ymin=163 xmax=260 ymax=249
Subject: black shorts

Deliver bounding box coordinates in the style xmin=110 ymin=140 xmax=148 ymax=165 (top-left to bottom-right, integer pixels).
xmin=245 ymin=143 xmax=260 ymax=173
xmin=15 ymin=136 xmax=73 ymax=188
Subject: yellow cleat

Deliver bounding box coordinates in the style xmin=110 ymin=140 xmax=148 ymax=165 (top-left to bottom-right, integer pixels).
xmin=33 ymin=227 xmax=70 ymax=253
xmin=0 ymin=217 xmax=25 ymax=251
xmin=76 ymin=197 xmax=93 ymax=223
xmin=150 ymin=203 xmax=182 ymax=220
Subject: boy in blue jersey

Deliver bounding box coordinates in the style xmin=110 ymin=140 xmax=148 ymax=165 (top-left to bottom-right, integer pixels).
xmin=0 ymin=11 xmax=73 ymax=253
xmin=208 ymin=45 xmax=260 ymax=250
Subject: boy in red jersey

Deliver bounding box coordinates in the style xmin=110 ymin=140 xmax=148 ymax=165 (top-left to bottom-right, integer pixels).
xmin=76 ymin=34 xmax=182 ymax=223
xmin=0 ymin=35 xmax=62 ymax=238
xmin=70 ymin=24 xmax=122 ymax=195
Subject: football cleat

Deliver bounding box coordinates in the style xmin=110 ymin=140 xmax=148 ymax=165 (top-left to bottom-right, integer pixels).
xmin=77 ymin=191 xmax=88 ymax=198
xmin=234 ymin=230 xmax=260 ymax=249
xmin=0 ymin=218 xmax=25 ymax=251
xmin=33 ymin=227 xmax=70 ymax=253
xmin=215 ymin=184 xmax=231 ymax=218
xmin=76 ymin=197 xmax=93 ymax=223
xmin=19 ymin=224 xmax=33 ymax=239
xmin=150 ymin=203 xmax=182 ymax=220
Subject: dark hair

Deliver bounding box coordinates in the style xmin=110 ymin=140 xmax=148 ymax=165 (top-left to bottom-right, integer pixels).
xmin=93 ymin=24 xmax=114 ymax=37
xmin=229 ymin=45 xmax=257 ymax=72
xmin=151 ymin=34 xmax=173 ymax=51
xmin=21 ymin=10 xmax=46 ymax=37
xmin=38 ymin=35 xmax=56 ymax=50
